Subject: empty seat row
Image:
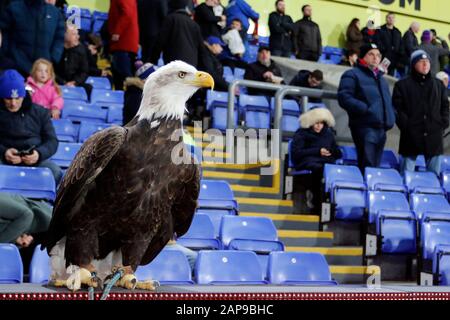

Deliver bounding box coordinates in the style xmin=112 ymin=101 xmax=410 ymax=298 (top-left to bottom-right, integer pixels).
xmin=2 ymin=243 xmax=336 ymax=286
xmin=61 ymin=87 xmax=123 ymax=106
xmin=52 ymin=119 xmax=114 ymax=143
xmin=65 ymin=8 xmax=107 ymax=34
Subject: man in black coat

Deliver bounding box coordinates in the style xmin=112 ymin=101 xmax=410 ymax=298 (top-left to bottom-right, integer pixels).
xmin=268 ymin=0 xmax=294 ymax=58
xmin=393 ymin=50 xmax=449 ymax=176
xmin=244 ymin=46 xmax=284 ymax=96
xmin=137 ymin=0 xmax=168 ymax=63
xmin=194 ymin=0 xmax=225 ymax=39
xmin=200 ymin=36 xmax=229 ymax=92
xmin=378 ymin=13 xmax=403 ymax=76
xmin=0 ymin=70 xmax=61 ymax=183
xmin=293 ymin=4 xmax=322 ymax=62
xmin=151 ymin=0 xmax=204 ymax=68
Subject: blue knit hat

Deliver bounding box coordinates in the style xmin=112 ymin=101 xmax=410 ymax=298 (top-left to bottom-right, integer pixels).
xmin=410 ymin=50 xmax=430 ymax=67
xmin=135 ymin=61 xmax=157 ymax=80
xmin=0 ymin=70 xmax=26 ymax=99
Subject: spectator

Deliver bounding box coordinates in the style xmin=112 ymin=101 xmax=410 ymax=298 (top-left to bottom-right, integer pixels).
xmin=26 ymin=59 xmax=64 ymax=120
xmin=137 ymin=0 xmax=168 ymax=63
xmin=123 ymin=61 xmax=157 ymax=124
xmin=293 ymin=4 xmax=322 ymax=62
xmin=268 ymin=0 xmax=294 ymax=58
xmin=200 ymin=36 xmax=229 ymax=92
xmin=419 ymin=30 xmax=449 ymax=76
xmin=244 ymin=46 xmax=284 ymax=96
xmin=0 ymin=70 xmax=61 ymax=183
xmin=108 ymin=0 xmax=139 ymax=91
xmin=402 ymin=22 xmax=420 ymax=74
xmin=340 ymin=49 xmax=358 ymax=67
xmin=393 ymin=50 xmax=449 ymax=176
xmin=337 ymin=43 xmax=395 ymax=171
xmin=55 ymin=25 xmax=92 ymax=98
xmin=361 ymin=20 xmax=383 ymax=50
xmin=221 ymin=18 xmax=246 ymax=60
xmin=166 ymin=237 xmax=198 ymax=270
xmin=85 ymin=34 xmax=111 ymax=79
xmin=0 ymin=0 xmax=65 ymax=76
xmin=291 ymin=107 xmax=341 ymax=210
xmin=430 ymin=29 xmax=449 ymax=71
xmin=379 ymin=13 xmax=403 ymax=76
xmin=195 ymin=0 xmax=225 ymax=39
xmin=289 ymin=69 xmax=323 ymax=103
xmin=0 ymin=193 xmax=52 ymax=248
xmin=436 ymin=71 xmax=449 ymax=88
xmin=345 ymin=18 xmax=363 ymax=55
xmin=151 ymin=0 xmax=205 ymax=68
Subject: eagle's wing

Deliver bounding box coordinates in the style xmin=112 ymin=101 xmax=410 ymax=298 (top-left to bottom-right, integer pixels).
xmin=43 ymin=126 xmax=127 ymax=251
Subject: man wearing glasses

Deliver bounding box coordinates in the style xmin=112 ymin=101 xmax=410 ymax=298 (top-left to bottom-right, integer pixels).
xmin=338 ymin=43 xmax=396 ymax=171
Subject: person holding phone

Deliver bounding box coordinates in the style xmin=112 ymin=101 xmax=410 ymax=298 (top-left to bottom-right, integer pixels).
xmin=0 ymin=69 xmax=62 ymax=183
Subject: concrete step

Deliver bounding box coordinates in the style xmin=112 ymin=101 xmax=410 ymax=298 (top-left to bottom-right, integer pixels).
xmin=237 ymin=197 xmax=294 ymax=214
xmin=286 ymin=246 xmax=364 ymax=266
xmin=240 ymin=212 xmax=320 ymax=231
xmin=202 ymin=170 xmax=261 ymax=186
xmin=278 ymin=230 xmax=334 ymax=247
xmin=330 ymin=265 xmax=381 ymax=285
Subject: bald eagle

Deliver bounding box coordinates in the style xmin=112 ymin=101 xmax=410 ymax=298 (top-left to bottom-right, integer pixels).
xmin=42 ymin=61 xmax=214 ymax=291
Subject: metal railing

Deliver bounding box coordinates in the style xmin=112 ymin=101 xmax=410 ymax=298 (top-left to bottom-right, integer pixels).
xmin=227 ymin=79 xmax=338 ymax=157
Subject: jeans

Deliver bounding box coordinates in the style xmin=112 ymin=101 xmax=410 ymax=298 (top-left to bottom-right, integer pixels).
xmin=400 ymin=155 xmax=441 ymax=176
xmin=0 ymin=159 xmax=62 ymax=184
xmin=111 ymin=51 xmax=135 ymax=90
xmin=165 ymin=242 xmax=198 ymax=271
xmin=350 ymin=127 xmax=387 ymax=172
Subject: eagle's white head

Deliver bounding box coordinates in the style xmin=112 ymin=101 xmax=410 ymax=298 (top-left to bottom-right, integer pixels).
xmin=136 ymin=61 xmax=214 ymax=122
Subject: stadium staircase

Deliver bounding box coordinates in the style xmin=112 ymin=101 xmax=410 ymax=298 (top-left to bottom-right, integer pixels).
xmin=186 ymin=126 xmax=380 ymax=284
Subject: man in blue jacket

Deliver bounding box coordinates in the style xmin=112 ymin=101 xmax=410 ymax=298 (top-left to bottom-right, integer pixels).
xmin=0 ymin=0 xmax=65 ymax=76
xmin=0 ymin=70 xmax=61 ymax=183
xmin=338 ymin=43 xmax=395 ymax=171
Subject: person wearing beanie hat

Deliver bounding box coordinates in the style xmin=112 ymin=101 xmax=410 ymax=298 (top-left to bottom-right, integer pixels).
xmin=392 ymin=48 xmax=449 ymax=176
xmin=419 ymin=30 xmax=450 ymax=76
xmin=0 ymin=70 xmax=62 ymax=183
xmin=338 ymin=38 xmax=395 ymax=171
xmin=291 ymin=107 xmax=342 ymax=210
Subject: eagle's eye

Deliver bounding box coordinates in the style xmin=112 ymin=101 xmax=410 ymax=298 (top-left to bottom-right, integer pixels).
xmin=178 ymin=71 xmax=187 ymax=79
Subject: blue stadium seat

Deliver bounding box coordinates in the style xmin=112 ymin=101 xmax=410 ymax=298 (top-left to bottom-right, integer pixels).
xmin=0 ymin=243 xmax=23 ymax=283
xmin=0 ymin=166 xmax=56 ymax=201
xmin=78 ymin=122 xmax=112 ymax=143
xmin=411 ymin=194 xmax=450 ymax=221
xmin=52 ymin=119 xmax=78 ymax=142
xmin=365 ymin=167 xmax=406 ymax=193
xmin=324 ymin=164 xmax=366 ymax=221
xmin=29 ymin=245 xmax=50 ymax=284
xmin=220 ymin=216 xmax=284 ymax=252
xmin=79 ymin=8 xmax=92 ymax=32
xmin=90 ymin=89 xmax=124 ymax=107
xmin=51 ymin=142 xmax=82 ymax=169
xmin=106 ymin=105 xmax=123 ymax=125
xmin=234 ymin=68 xmax=246 ymax=80
xmin=198 ymin=180 xmax=238 ymax=213
xmin=239 ymin=95 xmax=269 ymax=111
xmin=86 ymin=77 xmax=112 ymax=90
xmin=223 ymin=66 xmax=233 ymax=78
xmin=287 ymin=140 xmax=312 ymax=175
xmin=380 ymin=149 xmax=400 ymax=170
xmin=177 ymin=214 xmax=222 ymax=250
xmin=269 ymin=98 xmax=301 ymax=116
xmin=61 ymin=86 xmax=88 ymax=101
xmin=206 ymin=90 xmax=238 ymax=130
xmin=336 ymin=145 xmax=358 ymax=166
xmin=135 ymin=250 xmax=194 ymax=285
xmin=92 ymin=11 xmax=108 ymax=34
xmin=440 ymin=156 xmax=450 ymax=174
xmin=195 ymin=209 xmax=233 ymax=238
xmin=404 ymin=171 xmax=444 ymax=195
xmin=258 ymin=36 xmax=270 ymax=46
xmin=268 ymin=252 xmax=337 ymax=285
xmin=62 ymin=104 xmax=108 ymax=124
xmin=432 ymin=244 xmax=450 ymax=285
xmin=441 ymin=171 xmax=450 ymax=200
xmin=195 ymin=250 xmax=267 ymax=284
xmin=376 ymin=210 xmax=417 ymax=254
xmin=421 ymin=213 xmax=450 ymax=260
xmin=415 ymin=155 xmax=427 ymax=171
xmin=206 ymin=90 xmax=235 ymax=110
xmin=368 ymin=191 xmax=410 ymax=224
xmin=323 ymin=46 xmax=344 ymax=56
xmin=239 ymin=95 xmax=270 ymax=129
xmin=281 ymin=115 xmax=300 ymax=133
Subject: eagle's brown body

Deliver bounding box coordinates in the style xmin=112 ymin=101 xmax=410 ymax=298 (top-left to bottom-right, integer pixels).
xmin=42 ymin=117 xmax=199 ymax=270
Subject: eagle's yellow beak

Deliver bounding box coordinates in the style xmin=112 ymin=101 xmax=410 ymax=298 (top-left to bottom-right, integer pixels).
xmin=189 ymin=71 xmax=215 ymax=90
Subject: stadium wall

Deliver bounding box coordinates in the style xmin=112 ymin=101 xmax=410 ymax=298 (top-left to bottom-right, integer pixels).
xmin=67 ymin=0 xmax=449 ymax=47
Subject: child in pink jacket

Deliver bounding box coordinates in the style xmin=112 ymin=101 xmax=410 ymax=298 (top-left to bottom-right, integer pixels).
xmin=27 ymin=59 xmax=64 ymax=119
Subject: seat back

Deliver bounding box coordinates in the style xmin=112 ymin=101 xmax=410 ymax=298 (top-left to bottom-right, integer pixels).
xmin=198 ymin=180 xmax=237 ymax=211
xmin=433 ymin=244 xmax=450 ymax=285
xmin=368 ymin=191 xmax=410 ymax=224
xmin=195 ymin=250 xmax=266 ymax=284
xmin=268 ymin=252 xmax=336 ymax=285
xmin=62 ymin=104 xmax=108 ymax=124
xmin=78 ymin=122 xmax=112 ymax=143
xmin=51 ymin=142 xmax=82 ymax=169
xmin=29 ymin=245 xmax=50 ymax=284
xmin=52 ymin=119 xmax=78 ymax=142
xmin=337 ymin=146 xmax=358 ymax=166
xmin=421 ymin=214 xmax=450 ymax=260
xmin=380 ymin=149 xmax=399 ymax=169
xmin=90 ymin=89 xmax=124 ymax=106
xmin=239 ymin=94 xmax=269 ymax=111
xmin=0 ymin=166 xmax=56 ymax=201
xmin=195 ymin=209 xmax=233 ymax=238
xmin=106 ymin=105 xmax=123 ymax=125
xmin=181 ymin=214 xmax=216 ymax=240
xmin=60 ymin=86 xmax=88 ymax=101
xmin=86 ymin=77 xmax=111 ymax=90
xmin=135 ymin=250 xmax=193 ymax=284
xmin=365 ymin=167 xmax=404 ymax=192
xmin=0 ymin=244 xmax=23 ymax=283
xmin=324 ymin=164 xmax=363 ymax=193
xmin=269 ymin=98 xmax=301 ymax=116
xmin=404 ymin=171 xmax=442 ymax=193
xmin=411 ymin=194 xmax=450 ymax=220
